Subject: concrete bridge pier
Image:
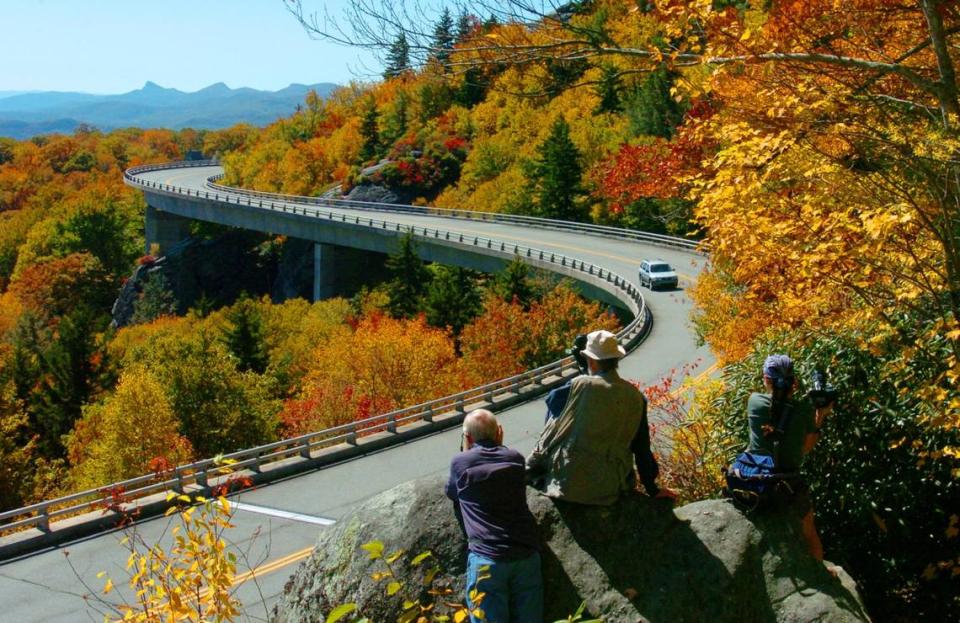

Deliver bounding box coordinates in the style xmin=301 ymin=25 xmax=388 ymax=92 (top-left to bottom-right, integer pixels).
xmin=145 ymin=204 xmax=191 ymax=255
xmin=313 ymin=243 xmax=383 ymax=302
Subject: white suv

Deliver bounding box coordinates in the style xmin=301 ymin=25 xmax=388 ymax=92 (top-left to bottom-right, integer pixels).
xmin=638 ymin=259 xmax=679 ymax=290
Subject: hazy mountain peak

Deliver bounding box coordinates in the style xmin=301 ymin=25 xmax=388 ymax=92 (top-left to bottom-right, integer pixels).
xmin=198 ymin=82 xmax=230 ymax=93
xmin=142 ymin=81 xmax=166 ymax=91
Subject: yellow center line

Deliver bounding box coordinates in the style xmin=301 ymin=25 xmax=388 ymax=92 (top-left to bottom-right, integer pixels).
xmin=230 ymin=546 xmax=314 ymax=586
xmin=667 ymin=361 xmax=720 ymax=399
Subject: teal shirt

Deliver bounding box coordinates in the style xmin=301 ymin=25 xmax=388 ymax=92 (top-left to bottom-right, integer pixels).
xmin=747 ymin=393 xmax=816 ymax=471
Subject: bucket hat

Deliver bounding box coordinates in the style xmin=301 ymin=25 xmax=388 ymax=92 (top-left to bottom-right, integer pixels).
xmin=582 ymin=330 xmax=626 ymax=360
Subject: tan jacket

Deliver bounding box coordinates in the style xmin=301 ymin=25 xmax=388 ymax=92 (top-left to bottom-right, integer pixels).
xmin=526 ymin=370 xmax=647 ymax=505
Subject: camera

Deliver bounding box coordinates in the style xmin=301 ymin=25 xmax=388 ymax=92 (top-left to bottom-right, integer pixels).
xmin=808 ymin=369 xmax=838 ymax=409
xmin=567 ymin=334 xmax=589 ymax=374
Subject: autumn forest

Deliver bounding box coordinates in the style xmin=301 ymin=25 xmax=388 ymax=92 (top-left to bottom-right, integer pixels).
xmin=1 ymin=0 xmax=959 ymax=618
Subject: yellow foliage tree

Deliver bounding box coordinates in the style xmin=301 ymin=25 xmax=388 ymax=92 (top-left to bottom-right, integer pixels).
xmin=67 ymin=367 xmax=193 ymax=491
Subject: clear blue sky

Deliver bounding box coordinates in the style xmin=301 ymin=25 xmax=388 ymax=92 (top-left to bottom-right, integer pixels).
xmin=3 ymin=0 xmax=381 ymax=93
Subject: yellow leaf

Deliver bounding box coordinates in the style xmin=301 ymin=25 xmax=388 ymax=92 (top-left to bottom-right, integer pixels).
xmin=453 ymin=610 xmax=468 ymax=623
xmin=387 ymin=581 xmax=402 ymax=596
xmin=103 ymin=579 xmax=114 ymax=594
xmin=361 ymin=541 xmax=384 ymax=560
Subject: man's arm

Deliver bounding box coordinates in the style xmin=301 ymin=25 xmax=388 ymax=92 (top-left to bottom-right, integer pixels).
xmin=445 ymin=458 xmax=468 ymax=537
xmin=630 ymin=398 xmax=661 ymax=496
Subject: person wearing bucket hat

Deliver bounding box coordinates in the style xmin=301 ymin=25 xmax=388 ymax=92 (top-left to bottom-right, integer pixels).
xmin=526 ymin=330 xmax=675 ymax=505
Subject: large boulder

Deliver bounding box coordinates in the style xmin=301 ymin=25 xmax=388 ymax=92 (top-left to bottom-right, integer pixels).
xmin=272 ymin=477 xmax=870 ymax=623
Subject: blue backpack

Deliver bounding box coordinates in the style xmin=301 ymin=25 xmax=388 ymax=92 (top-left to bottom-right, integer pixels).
xmin=724 ymin=452 xmax=792 ymax=511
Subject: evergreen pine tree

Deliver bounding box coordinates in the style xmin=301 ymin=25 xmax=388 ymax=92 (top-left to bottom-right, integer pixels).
xmin=383 ymin=33 xmax=411 ymax=79
xmin=10 ymin=311 xmax=44 ymax=404
xmin=221 ymin=294 xmax=269 ymax=374
xmin=33 ymin=305 xmax=106 ymax=456
xmin=531 ymin=118 xmax=586 ymax=221
xmin=358 ymin=98 xmax=380 ymax=164
xmin=385 ymin=233 xmax=432 ymax=319
xmin=595 ymin=64 xmax=624 ymax=114
xmin=456 ymin=11 xmax=475 ymax=42
xmin=626 ymin=67 xmax=684 ymax=138
xmin=455 ymin=67 xmax=488 ymax=108
xmin=131 ymin=271 xmax=177 ymax=325
xmin=424 ymin=265 xmax=482 ymax=335
xmin=383 ymin=90 xmax=409 ymax=144
xmin=432 ymin=8 xmax=456 ymax=66
xmin=491 ymin=256 xmax=535 ymax=309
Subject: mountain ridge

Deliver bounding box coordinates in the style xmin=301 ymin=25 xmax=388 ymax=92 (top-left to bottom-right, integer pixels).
xmin=0 ymin=81 xmax=339 ymax=139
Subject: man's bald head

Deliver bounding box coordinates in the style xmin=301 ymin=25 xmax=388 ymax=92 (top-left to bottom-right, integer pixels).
xmin=463 ymin=409 xmax=501 ymax=444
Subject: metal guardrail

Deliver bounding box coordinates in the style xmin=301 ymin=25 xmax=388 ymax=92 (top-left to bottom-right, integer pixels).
xmin=0 ymin=160 xmax=689 ymax=539
xmin=202 ymin=174 xmax=702 ymax=252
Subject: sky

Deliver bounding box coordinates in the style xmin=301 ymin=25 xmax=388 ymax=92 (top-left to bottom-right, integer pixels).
xmin=2 ymin=0 xmax=383 ymax=93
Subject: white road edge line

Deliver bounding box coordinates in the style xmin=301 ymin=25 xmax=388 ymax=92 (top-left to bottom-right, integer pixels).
xmin=231 ymin=502 xmax=337 ymax=526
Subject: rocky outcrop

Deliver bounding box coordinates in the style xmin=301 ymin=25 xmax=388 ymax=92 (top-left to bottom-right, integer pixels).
xmin=111 ymin=257 xmax=165 ymax=328
xmin=272 ymin=477 xmax=869 ymax=623
xmin=112 ymin=230 xmax=314 ymax=327
xmin=344 ymin=182 xmax=403 ymax=205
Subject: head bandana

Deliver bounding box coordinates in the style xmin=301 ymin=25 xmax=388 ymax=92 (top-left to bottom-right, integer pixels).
xmin=763 ymin=354 xmax=794 ymax=390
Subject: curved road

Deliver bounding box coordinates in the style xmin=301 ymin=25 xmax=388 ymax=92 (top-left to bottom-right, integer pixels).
xmin=0 ymin=165 xmax=713 ymax=622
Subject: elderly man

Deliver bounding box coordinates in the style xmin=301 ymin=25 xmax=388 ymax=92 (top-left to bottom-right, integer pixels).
xmin=445 ymin=409 xmax=542 ymax=623
xmin=527 ymin=330 xmax=674 ymax=505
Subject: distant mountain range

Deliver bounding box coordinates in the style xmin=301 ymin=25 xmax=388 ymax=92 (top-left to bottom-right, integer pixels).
xmin=0 ymin=81 xmax=339 ymax=140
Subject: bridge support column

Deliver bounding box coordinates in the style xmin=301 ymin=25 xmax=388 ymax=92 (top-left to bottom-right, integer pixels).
xmin=312 ymin=243 xmax=387 ymax=302
xmin=145 ymin=204 xmax=191 ymax=255
xmin=313 ymin=243 xmax=337 ymax=301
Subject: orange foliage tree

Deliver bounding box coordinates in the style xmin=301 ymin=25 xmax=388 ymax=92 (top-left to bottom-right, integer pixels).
xmin=281 ymin=313 xmax=461 ymax=436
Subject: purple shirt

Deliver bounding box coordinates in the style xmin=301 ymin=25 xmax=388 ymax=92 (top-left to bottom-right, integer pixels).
xmin=445 ymin=440 xmax=540 ymax=560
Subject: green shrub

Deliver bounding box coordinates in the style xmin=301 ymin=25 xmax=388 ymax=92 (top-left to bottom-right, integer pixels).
xmin=706 ymin=315 xmax=959 ymax=620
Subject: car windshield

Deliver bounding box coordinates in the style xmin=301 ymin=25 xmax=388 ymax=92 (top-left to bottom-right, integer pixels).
xmin=650 ymin=264 xmax=672 ymax=273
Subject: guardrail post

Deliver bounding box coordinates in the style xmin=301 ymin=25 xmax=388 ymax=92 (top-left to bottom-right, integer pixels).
xmin=299 ymin=440 xmax=312 ymax=459
xmin=422 ymin=406 xmax=433 ymax=422
xmin=37 ymin=504 xmax=50 ymax=532
xmin=387 ymin=415 xmax=397 ymax=433
xmin=196 ymin=469 xmax=208 ymax=489
xmin=346 ymin=431 xmax=358 ymax=445
xmin=486 ymin=387 xmax=494 ymax=403
xmin=173 ymin=467 xmax=184 ymax=493
xmin=456 ymin=398 xmax=466 ymax=414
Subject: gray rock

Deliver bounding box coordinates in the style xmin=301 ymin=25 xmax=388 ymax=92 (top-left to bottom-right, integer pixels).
xmin=271 ymin=477 xmax=870 ymax=623
xmin=344 ymin=183 xmax=401 ymax=205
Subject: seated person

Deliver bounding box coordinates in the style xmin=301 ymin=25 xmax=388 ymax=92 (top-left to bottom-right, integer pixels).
xmin=526 ymin=330 xmax=674 ymax=505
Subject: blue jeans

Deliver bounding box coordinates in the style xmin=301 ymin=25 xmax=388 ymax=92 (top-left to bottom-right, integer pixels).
xmin=466 ymin=551 xmax=543 ymax=623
